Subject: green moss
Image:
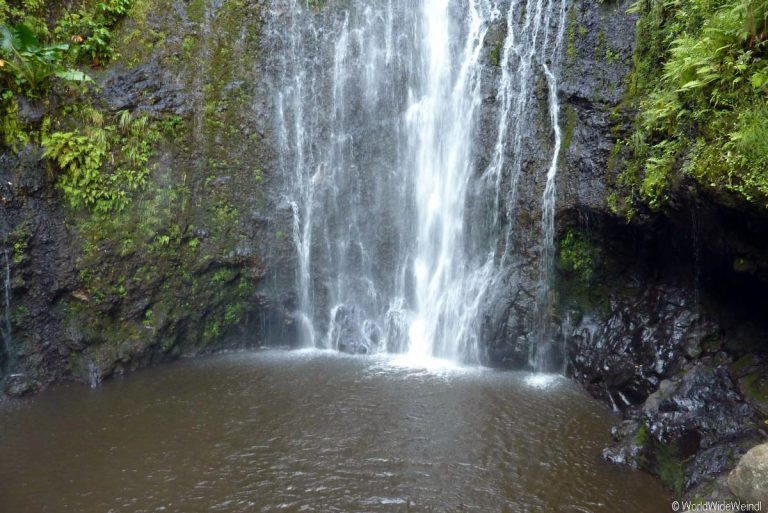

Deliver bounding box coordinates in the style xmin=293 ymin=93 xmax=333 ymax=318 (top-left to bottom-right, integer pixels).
xmin=114 ymin=0 xmax=167 ymax=67
xmin=566 ymin=5 xmax=578 ymax=60
xmin=655 ymin=442 xmax=685 ymax=496
xmin=203 ymin=318 xmax=221 ymax=343
xmin=558 ymin=229 xmax=597 ymax=282
xmin=490 ymin=39 xmax=503 ymax=67
xmin=224 ymin=303 xmax=244 ymax=325
xmin=488 ymin=18 xmax=508 ymax=68
xmin=741 ymin=373 xmax=768 ymax=403
xmin=12 ymin=238 xmax=27 ymax=265
xmin=560 ymin=105 xmax=578 ymax=157
xmin=68 ymin=119 xmax=262 ymax=357
xmin=212 ymin=268 xmax=238 ymax=284
xmin=306 ymin=0 xmax=328 ymax=10
xmin=605 ymin=47 xmax=620 ymax=64
xmin=0 ymin=93 xmax=31 ymax=149
xmin=633 ymin=422 xmax=686 ymax=496
xmin=595 ymin=30 xmax=606 ymax=61
xmin=731 ymin=354 xmax=758 ymax=375
xmin=634 ymin=423 xmax=650 ymax=446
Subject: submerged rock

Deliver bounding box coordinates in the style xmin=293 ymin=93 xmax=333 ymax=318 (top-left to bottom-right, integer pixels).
xmin=328 ymin=306 xmax=374 ymax=355
xmin=3 ymin=374 xmax=39 ymax=397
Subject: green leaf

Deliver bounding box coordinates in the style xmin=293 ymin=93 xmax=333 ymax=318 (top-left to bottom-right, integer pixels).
xmin=54 ymin=69 xmax=93 ymax=83
xmin=11 ymin=23 xmax=40 ymax=52
xmin=0 ymin=24 xmax=15 ymax=54
xmin=752 ymin=72 xmax=767 ymax=89
xmin=677 ymin=79 xmax=704 ymax=91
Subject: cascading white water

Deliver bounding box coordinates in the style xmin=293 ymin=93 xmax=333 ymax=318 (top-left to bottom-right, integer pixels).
xmin=276 ymin=0 xmax=317 ymax=348
xmin=276 ymin=0 xmax=413 ymax=354
xmin=272 ymin=0 xmax=567 ymax=367
xmin=405 ymin=0 xmax=494 ymax=363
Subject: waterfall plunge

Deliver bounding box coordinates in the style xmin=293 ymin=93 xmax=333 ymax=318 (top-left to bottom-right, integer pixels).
xmin=406 ymin=0 xmax=492 ymax=363
xmin=273 ymin=0 xmax=568 ymax=368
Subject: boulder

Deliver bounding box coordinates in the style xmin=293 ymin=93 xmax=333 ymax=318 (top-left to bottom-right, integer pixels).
xmin=728 ymin=443 xmax=768 ymax=504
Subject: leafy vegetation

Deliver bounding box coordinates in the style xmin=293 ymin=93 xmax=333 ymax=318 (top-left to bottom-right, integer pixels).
xmin=0 ymin=0 xmax=159 ymax=214
xmin=42 ymin=108 xmax=165 ymax=213
xmin=558 ymin=229 xmax=597 ymax=282
xmin=0 ymin=0 xmax=48 ymax=30
xmin=1 ymin=22 xmax=91 ymax=94
xmin=55 ymin=0 xmax=131 ymax=65
xmin=613 ymin=0 xmax=768 ymax=214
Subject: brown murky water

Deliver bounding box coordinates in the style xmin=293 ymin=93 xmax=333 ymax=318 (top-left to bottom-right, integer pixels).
xmin=0 ymin=350 xmax=671 ymax=512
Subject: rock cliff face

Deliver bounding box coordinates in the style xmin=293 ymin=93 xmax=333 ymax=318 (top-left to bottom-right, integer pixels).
xmin=475 ymin=0 xmax=641 ymax=368
xmin=547 ymin=0 xmax=768 ymax=501
xmin=0 ymin=0 xmax=297 ymax=396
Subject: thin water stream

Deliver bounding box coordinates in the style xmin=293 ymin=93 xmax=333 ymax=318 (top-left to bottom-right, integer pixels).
xmin=0 ymin=350 xmax=672 ymax=512
xmin=1 ymin=249 xmax=11 ymax=371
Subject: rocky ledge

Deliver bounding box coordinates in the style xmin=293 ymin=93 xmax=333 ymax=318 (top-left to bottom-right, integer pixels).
xmin=547 ymin=0 xmax=768 ymax=503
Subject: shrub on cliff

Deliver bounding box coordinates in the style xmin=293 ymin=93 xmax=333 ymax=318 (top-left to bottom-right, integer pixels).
xmin=614 ymin=0 xmax=768 ymax=213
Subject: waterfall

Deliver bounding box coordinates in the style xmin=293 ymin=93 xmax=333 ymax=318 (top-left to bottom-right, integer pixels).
xmin=271 ymin=0 xmax=567 ymax=367
xmin=1 ymin=250 xmax=12 ymax=372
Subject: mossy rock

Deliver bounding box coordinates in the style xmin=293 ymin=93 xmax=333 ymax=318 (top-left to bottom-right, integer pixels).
xmin=739 ymin=373 xmax=768 ymax=417
xmin=631 ymin=421 xmax=691 ymax=496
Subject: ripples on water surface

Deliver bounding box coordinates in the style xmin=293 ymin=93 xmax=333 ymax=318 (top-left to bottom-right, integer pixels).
xmin=0 ymin=350 xmax=671 ymax=512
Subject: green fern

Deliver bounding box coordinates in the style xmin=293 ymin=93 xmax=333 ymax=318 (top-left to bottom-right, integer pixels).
xmin=617 ymin=0 xmax=768 ymax=211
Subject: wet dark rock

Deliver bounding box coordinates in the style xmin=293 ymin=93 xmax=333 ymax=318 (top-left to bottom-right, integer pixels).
xmin=642 ymin=365 xmax=759 ymax=450
xmin=211 ymin=176 xmax=232 ymax=188
xmin=100 ymin=63 xmax=190 ymax=116
xmin=193 ymin=227 xmax=211 ymax=239
xmin=566 ymin=284 xmax=713 ymax=408
xmin=557 ymin=0 xmax=638 ymax=216
xmin=603 ymin=421 xmax=644 ymax=467
xmin=731 ymin=355 xmax=768 ymax=418
xmin=3 ymin=374 xmax=39 ymax=397
xmin=329 ymin=306 xmax=371 ymax=355
xmin=685 ymin=474 xmax=737 ymax=507
xmin=17 ymin=97 xmax=47 ymax=125
xmin=604 ymin=361 xmax=765 ymax=494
